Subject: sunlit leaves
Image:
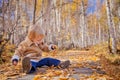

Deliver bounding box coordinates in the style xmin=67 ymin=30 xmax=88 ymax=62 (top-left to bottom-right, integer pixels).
xmin=33 ymin=69 xmax=71 ymax=80
xmin=61 ymin=0 xmax=84 ymax=24
xmin=70 ymin=17 xmax=77 ymax=26
xmin=32 ymin=50 xmax=111 ymax=80
xmin=70 ymin=3 xmax=77 ymax=12
xmin=36 ymin=0 xmax=42 ymax=17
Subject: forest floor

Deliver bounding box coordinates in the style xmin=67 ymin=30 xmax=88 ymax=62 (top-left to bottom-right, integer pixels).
xmin=0 ymin=49 xmax=114 ymax=80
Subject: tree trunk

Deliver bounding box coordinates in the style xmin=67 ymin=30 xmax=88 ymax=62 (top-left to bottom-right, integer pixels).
xmin=81 ymin=0 xmax=86 ymax=48
xmin=2 ymin=0 xmax=5 ymax=35
xmin=106 ymin=0 xmax=117 ymax=54
xmin=33 ymin=0 xmax=37 ymax=24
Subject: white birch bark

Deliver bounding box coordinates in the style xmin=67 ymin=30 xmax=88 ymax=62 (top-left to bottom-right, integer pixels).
xmin=106 ymin=0 xmax=117 ymax=54
xmin=81 ymin=0 xmax=86 ymax=48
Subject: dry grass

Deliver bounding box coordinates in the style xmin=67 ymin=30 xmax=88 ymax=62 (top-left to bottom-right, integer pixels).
xmin=90 ymin=42 xmax=120 ymax=80
xmin=100 ymin=56 xmax=120 ymax=80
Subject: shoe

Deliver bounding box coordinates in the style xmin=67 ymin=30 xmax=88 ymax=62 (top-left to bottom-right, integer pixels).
xmin=22 ymin=57 xmax=31 ymax=74
xmin=58 ymin=60 xmax=70 ymax=69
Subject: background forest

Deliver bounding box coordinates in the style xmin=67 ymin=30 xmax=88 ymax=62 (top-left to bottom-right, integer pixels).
xmin=0 ymin=0 xmax=120 ymax=50
xmin=0 ymin=0 xmax=120 ymax=80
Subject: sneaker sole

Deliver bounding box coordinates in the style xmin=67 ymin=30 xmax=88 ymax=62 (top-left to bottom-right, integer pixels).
xmin=22 ymin=57 xmax=31 ymax=74
xmin=60 ymin=60 xmax=70 ymax=69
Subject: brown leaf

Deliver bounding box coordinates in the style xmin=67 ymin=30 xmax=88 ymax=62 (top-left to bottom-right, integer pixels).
xmin=59 ymin=77 xmax=69 ymax=80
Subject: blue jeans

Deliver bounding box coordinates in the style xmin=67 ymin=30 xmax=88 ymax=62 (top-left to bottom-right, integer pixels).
xmin=29 ymin=57 xmax=61 ymax=73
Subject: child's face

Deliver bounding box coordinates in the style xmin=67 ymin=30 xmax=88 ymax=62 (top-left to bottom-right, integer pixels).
xmin=34 ymin=38 xmax=44 ymax=45
xmin=33 ymin=34 xmax=44 ymax=44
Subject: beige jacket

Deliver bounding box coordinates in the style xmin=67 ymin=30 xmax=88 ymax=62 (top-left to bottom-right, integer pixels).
xmin=12 ymin=37 xmax=53 ymax=62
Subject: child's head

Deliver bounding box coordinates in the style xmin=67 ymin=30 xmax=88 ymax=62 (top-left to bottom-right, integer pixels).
xmin=28 ymin=23 xmax=45 ymax=44
xmin=28 ymin=31 xmax=44 ymax=43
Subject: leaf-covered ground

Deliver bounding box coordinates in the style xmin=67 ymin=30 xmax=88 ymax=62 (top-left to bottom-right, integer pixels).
xmin=0 ymin=50 xmax=114 ymax=80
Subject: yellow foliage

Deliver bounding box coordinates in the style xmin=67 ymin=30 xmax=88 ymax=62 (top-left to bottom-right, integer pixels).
xmin=0 ymin=74 xmax=7 ymax=80
xmin=36 ymin=0 xmax=42 ymax=16
xmin=105 ymin=54 xmax=120 ymax=65
xmin=69 ymin=78 xmax=76 ymax=80
xmin=113 ymin=17 xmax=119 ymax=25
xmin=71 ymin=3 xmax=77 ymax=11
xmin=1 ymin=43 xmax=15 ymax=62
xmin=73 ymin=0 xmax=81 ymax=3
xmin=59 ymin=77 xmax=69 ymax=80
xmin=46 ymin=72 xmax=55 ymax=77
xmin=33 ymin=75 xmax=41 ymax=80
xmin=5 ymin=44 xmax=15 ymax=51
xmin=89 ymin=56 xmax=100 ymax=61
xmin=54 ymin=70 xmax=62 ymax=76
xmin=71 ymin=17 xmax=76 ymax=26
xmin=45 ymin=70 xmax=62 ymax=77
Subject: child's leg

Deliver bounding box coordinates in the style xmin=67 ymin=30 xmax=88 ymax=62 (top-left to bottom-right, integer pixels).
xmin=22 ymin=57 xmax=38 ymax=73
xmin=28 ymin=58 xmax=60 ymax=73
xmin=29 ymin=61 xmax=38 ymax=73
xmin=36 ymin=57 xmax=61 ymax=67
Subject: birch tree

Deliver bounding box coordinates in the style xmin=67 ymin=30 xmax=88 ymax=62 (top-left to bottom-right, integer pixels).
xmin=81 ymin=0 xmax=87 ymax=48
xmin=2 ymin=0 xmax=5 ymax=35
xmin=33 ymin=0 xmax=37 ymax=24
xmin=106 ymin=0 xmax=117 ymax=54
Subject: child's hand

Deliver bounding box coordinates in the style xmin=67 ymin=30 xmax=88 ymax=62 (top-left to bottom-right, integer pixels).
xmin=12 ymin=59 xmax=18 ymax=66
xmin=51 ymin=45 xmax=57 ymax=50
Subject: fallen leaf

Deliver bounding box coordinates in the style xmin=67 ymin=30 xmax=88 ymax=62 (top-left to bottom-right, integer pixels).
xmin=33 ymin=75 xmax=41 ymax=80
xmin=59 ymin=77 xmax=69 ymax=80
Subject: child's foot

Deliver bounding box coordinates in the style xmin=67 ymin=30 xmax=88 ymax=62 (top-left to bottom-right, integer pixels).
xmin=58 ymin=60 xmax=70 ymax=69
xmin=22 ymin=57 xmax=31 ymax=74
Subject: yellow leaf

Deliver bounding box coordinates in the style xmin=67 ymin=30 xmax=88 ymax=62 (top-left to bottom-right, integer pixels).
xmin=45 ymin=72 xmax=54 ymax=77
xmin=33 ymin=75 xmax=41 ymax=80
xmin=54 ymin=70 xmax=62 ymax=76
xmin=59 ymin=77 xmax=69 ymax=80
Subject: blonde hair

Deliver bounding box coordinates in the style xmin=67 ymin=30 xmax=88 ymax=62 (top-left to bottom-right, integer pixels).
xmin=28 ymin=31 xmax=44 ymax=42
xmin=27 ymin=23 xmax=45 ymax=42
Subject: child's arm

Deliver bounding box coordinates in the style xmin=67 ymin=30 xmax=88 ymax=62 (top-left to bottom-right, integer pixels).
xmin=11 ymin=41 xmax=26 ymax=65
xmin=38 ymin=42 xmax=57 ymax=52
